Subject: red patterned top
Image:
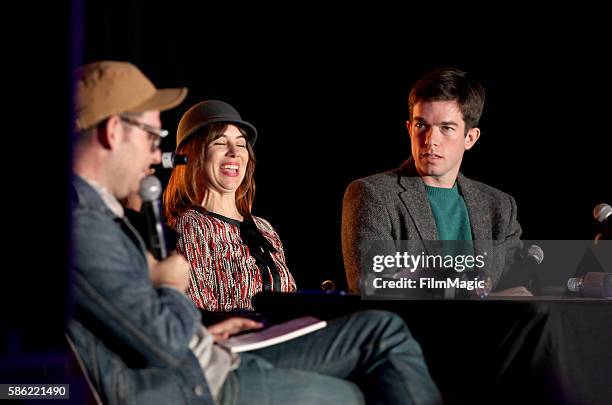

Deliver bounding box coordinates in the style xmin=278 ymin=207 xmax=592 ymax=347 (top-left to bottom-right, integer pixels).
xmin=172 ymin=209 xmax=297 ymax=311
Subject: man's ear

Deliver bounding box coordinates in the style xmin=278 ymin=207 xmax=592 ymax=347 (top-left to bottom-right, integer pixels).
xmin=99 ymin=115 xmax=123 ymax=150
xmin=464 ymin=127 xmax=480 ymax=150
xmin=406 ymin=120 xmax=412 ymax=137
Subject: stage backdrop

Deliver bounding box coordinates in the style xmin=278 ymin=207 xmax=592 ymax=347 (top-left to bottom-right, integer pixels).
xmin=80 ymin=2 xmax=612 ymax=290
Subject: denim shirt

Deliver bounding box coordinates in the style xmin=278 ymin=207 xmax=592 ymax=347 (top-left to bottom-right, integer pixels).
xmin=67 ymin=175 xmax=214 ymax=404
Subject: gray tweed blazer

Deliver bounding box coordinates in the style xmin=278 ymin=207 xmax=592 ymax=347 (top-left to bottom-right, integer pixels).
xmin=341 ymin=158 xmax=523 ymax=293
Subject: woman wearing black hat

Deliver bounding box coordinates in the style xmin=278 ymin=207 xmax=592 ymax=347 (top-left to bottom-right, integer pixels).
xmin=164 ymin=100 xmax=296 ymax=312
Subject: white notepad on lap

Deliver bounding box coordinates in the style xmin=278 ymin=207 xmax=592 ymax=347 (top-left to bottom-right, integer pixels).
xmin=220 ymin=316 xmax=327 ymax=353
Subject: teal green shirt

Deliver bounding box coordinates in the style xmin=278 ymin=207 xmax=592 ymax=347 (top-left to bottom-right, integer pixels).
xmin=424 ymin=183 xmax=472 ymax=241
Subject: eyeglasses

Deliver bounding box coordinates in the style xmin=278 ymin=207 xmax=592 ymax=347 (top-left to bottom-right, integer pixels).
xmin=119 ymin=116 xmax=169 ymax=152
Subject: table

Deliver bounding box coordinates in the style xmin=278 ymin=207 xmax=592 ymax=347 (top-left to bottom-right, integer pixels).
xmin=253 ymin=293 xmax=612 ymax=404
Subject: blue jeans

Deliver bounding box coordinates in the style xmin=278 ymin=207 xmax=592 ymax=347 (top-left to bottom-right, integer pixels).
xmin=219 ymin=310 xmax=441 ymax=405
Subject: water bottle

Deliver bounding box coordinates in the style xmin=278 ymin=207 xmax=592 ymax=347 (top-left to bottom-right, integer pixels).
xmin=567 ymin=272 xmax=612 ymax=298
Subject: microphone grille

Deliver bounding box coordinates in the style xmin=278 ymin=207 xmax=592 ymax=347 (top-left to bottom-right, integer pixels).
xmin=526 ymin=245 xmax=544 ymax=264
xmin=593 ymin=203 xmax=612 ymax=223
xmin=139 ymin=175 xmax=162 ymax=202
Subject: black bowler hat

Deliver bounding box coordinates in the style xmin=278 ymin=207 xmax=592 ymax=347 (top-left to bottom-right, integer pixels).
xmin=175 ymin=100 xmax=258 ymax=150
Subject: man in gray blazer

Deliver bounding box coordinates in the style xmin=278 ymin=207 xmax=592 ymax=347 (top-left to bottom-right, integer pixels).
xmin=342 ymin=68 xmax=531 ymax=297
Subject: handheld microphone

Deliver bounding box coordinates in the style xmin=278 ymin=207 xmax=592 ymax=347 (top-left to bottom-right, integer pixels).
xmin=139 ymin=175 xmax=167 ymax=260
xmin=567 ymin=272 xmax=612 ymax=298
xmin=161 ymin=152 xmax=188 ymax=169
xmin=593 ymin=203 xmax=612 ymax=241
xmin=524 ymin=245 xmax=544 ymax=295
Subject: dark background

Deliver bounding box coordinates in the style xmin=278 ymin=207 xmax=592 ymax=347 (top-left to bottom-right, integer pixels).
xmin=3 ymin=0 xmax=611 ymax=387
xmin=80 ymin=2 xmax=612 ymax=290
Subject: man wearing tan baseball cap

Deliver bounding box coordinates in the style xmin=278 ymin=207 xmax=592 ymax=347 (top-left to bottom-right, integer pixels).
xmin=73 ymin=60 xmax=187 ymax=199
xmin=69 ymin=61 xmax=221 ymax=404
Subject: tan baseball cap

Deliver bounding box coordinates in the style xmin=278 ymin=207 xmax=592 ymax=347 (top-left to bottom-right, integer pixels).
xmin=74 ymin=60 xmax=188 ymax=130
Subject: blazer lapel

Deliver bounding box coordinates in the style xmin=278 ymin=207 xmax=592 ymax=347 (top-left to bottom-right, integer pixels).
xmin=458 ymin=173 xmax=493 ymax=266
xmin=397 ymin=158 xmax=438 ymax=241
xmin=457 ymin=174 xmax=492 ymax=241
